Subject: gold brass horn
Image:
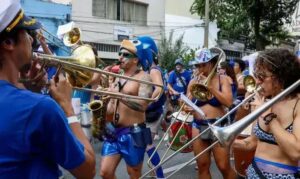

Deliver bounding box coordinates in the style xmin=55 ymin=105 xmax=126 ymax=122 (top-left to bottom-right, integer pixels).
xmin=190 ymin=47 xmax=226 ymax=101
xmin=63 ymin=27 xmax=82 ymax=47
xmin=243 ymin=75 xmax=256 ymax=93
xmin=33 ymin=45 xmax=164 ymax=102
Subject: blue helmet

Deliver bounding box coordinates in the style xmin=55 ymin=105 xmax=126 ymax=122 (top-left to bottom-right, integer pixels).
xmin=119 ymin=36 xmax=158 ymax=71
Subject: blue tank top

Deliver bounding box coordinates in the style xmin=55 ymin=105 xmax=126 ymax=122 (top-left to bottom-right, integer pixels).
xmin=194 ymin=75 xmax=222 ymax=107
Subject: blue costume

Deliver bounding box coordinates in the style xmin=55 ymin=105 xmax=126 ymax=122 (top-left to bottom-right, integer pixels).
xmin=0 ymin=80 xmax=85 ymax=178
xmin=101 ymin=125 xmax=146 ymax=166
xmin=101 ymin=37 xmax=153 ymax=168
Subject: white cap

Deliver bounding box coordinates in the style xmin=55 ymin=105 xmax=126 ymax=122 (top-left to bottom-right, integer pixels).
xmin=0 ymin=0 xmax=41 ymax=34
xmin=0 ymin=0 xmax=21 ymax=33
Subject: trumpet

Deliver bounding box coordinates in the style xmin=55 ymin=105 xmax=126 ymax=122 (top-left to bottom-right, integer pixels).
xmin=33 ymin=45 xmax=164 ymax=102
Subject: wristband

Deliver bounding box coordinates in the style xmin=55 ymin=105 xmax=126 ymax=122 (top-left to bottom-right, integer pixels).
xmin=67 ymin=116 xmax=80 ymax=124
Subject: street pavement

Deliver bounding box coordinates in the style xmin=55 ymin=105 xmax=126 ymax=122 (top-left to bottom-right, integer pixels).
xmin=62 ymin=133 xmax=223 ymax=179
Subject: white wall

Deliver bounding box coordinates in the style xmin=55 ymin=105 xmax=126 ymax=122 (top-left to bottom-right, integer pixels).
xmin=165 ymin=14 xmax=219 ymax=49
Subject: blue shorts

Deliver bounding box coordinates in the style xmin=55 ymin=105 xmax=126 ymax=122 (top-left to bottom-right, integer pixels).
xmin=101 ymin=130 xmax=146 ymax=167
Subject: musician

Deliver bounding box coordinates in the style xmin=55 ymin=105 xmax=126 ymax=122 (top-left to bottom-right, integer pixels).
xmin=185 ymin=48 xmax=236 ymax=179
xmin=100 ymin=39 xmax=153 ymax=179
xmin=233 ymin=49 xmax=300 ymax=179
xmin=168 ymin=58 xmax=192 ymax=108
xmin=0 ymin=0 xmax=95 ymax=178
xmin=233 ymin=58 xmax=246 ymax=97
xmin=136 ymin=36 xmax=166 ymax=178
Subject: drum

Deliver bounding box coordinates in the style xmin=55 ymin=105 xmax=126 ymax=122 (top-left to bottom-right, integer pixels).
xmin=233 ymin=124 xmax=255 ymax=177
xmin=168 ymin=112 xmax=193 ymax=153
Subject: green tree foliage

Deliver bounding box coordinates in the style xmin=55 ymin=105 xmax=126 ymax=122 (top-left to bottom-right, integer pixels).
xmin=190 ymin=0 xmax=298 ymax=50
xmin=159 ymin=31 xmax=189 ymax=71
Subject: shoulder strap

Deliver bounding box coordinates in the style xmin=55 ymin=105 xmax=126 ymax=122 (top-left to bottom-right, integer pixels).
xmin=293 ymin=97 xmax=300 ymax=122
xmin=175 ymin=71 xmax=187 ymax=90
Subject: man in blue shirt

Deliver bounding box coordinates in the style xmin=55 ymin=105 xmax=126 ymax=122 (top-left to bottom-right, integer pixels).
xmin=0 ymin=0 xmax=95 ymax=178
xmin=167 ymin=58 xmax=191 ymax=107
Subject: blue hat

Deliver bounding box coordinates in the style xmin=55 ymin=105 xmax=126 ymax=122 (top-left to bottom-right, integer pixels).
xmin=0 ymin=0 xmax=41 ymax=33
xmin=120 ymin=36 xmax=158 ymax=71
xmin=174 ymin=58 xmax=184 ymax=65
xmin=190 ymin=48 xmax=218 ymax=65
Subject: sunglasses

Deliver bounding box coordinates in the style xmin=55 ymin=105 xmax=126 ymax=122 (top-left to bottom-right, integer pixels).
xmin=253 ymin=71 xmax=274 ymax=81
xmin=118 ymin=51 xmax=137 ymax=59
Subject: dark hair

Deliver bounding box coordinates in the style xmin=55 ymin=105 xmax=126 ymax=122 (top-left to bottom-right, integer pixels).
xmin=0 ymin=28 xmax=21 ymax=44
xmin=234 ymin=58 xmax=246 ymax=72
xmin=255 ymin=48 xmax=300 ymax=95
xmin=220 ymin=61 xmax=238 ymax=85
xmin=152 ymin=51 xmax=159 ymax=65
xmin=0 ymin=29 xmax=23 ymax=69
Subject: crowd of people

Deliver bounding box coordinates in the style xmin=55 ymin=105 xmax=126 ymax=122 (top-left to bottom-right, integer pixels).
xmin=0 ymin=0 xmax=300 ymax=179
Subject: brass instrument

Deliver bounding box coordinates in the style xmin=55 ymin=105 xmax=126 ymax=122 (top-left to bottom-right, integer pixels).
xmin=33 ymin=45 xmax=164 ymax=102
xmin=163 ymin=79 xmax=300 ymax=178
xmin=243 ymin=75 xmax=256 ymax=93
xmin=89 ymin=99 xmax=108 ymax=140
xmin=144 ymin=47 xmax=225 ymax=175
xmin=190 ymin=47 xmax=226 ymax=101
xmin=141 ymin=75 xmax=261 ymax=178
xmin=63 ymin=27 xmax=82 ymax=47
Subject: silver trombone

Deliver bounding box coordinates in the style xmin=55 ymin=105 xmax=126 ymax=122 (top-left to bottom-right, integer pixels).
xmin=166 ymin=79 xmax=300 ymax=178
xmin=141 ymin=76 xmax=261 ymax=178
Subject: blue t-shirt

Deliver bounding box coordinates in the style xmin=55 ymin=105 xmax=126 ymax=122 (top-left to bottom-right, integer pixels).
xmin=0 ymin=80 xmax=85 ymax=178
xmin=167 ymin=70 xmax=191 ymax=94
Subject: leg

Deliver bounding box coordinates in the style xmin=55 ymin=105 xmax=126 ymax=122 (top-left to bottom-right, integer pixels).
xmin=126 ymin=162 xmax=144 ymax=179
xmin=100 ymin=154 xmax=121 ymax=179
xmin=192 ymin=127 xmax=212 ymax=179
xmin=146 ymin=115 xmax=165 ymax=178
xmin=212 ymin=144 xmax=236 ymax=179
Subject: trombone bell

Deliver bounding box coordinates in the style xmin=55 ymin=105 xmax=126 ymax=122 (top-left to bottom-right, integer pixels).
xmin=209 ymin=123 xmax=236 ymax=147
xmin=65 ymin=45 xmax=96 ymax=87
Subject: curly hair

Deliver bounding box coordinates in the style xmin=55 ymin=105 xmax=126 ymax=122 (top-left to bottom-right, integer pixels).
xmin=255 ymin=48 xmax=300 ymax=95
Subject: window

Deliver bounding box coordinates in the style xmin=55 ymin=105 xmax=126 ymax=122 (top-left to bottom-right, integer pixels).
xmin=92 ymin=0 xmax=106 ymax=18
xmin=92 ymin=0 xmax=148 ymax=25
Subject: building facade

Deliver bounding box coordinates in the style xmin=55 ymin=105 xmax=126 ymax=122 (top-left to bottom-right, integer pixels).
xmin=71 ymin=0 xmax=165 ymax=61
xmin=21 ymin=0 xmax=71 ymax=56
xmin=165 ymin=0 xmax=219 ymax=49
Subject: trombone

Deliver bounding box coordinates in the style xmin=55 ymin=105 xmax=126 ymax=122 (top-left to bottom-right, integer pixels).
xmin=33 ymin=45 xmax=164 ymax=102
xmin=141 ymin=75 xmax=260 ymax=178
xmin=145 ymin=47 xmax=225 ymax=174
xmin=166 ymin=79 xmax=300 ymax=178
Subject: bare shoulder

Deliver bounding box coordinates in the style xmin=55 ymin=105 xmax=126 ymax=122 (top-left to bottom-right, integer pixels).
xmin=138 ymin=71 xmax=151 ymax=82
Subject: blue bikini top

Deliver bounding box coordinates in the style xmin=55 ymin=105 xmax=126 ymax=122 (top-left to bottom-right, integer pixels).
xmin=193 ymin=75 xmax=222 ymax=107
xmin=253 ymin=98 xmax=299 ymax=145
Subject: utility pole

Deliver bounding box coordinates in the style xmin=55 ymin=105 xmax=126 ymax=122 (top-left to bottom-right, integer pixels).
xmin=204 ymin=0 xmax=209 ymax=48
